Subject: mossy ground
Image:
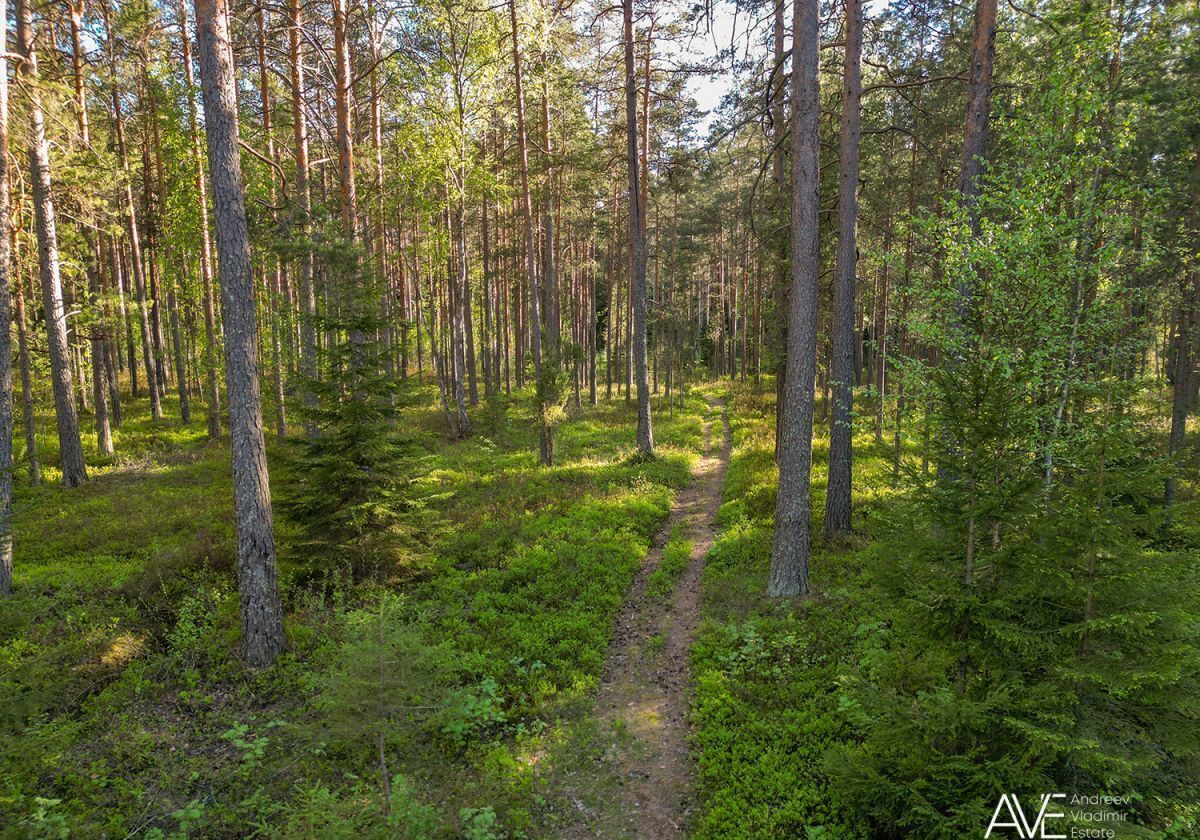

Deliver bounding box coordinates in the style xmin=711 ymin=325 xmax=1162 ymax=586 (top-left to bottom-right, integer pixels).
xmin=689 ymin=381 xmax=1200 ymax=840
xmin=3 ymin=377 xmax=1196 ymax=838
xmin=0 ymin=380 xmax=708 ymax=838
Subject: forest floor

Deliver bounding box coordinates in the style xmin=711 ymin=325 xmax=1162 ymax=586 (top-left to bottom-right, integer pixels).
xmin=0 ymin=381 xmax=719 ymax=838
xmin=551 ymin=397 xmax=730 ymax=839
xmin=2 ymin=380 xmax=1196 ymax=839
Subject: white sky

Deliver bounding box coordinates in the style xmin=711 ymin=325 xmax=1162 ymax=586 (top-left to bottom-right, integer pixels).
xmin=683 ymin=0 xmax=745 ymax=134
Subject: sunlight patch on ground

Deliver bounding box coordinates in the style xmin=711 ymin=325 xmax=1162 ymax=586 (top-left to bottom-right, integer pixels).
xmin=618 ymin=698 xmax=665 ymax=735
xmin=100 ymin=633 xmax=146 ymax=668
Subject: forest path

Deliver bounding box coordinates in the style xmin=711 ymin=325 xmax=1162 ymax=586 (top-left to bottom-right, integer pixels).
xmin=553 ymin=396 xmax=731 ymax=839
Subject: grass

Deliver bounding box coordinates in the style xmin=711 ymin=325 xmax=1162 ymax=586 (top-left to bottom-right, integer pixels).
xmin=0 ymin=378 xmax=710 ymax=838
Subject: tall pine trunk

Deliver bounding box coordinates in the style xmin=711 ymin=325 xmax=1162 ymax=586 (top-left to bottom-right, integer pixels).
xmin=823 ymin=0 xmax=862 ymax=539
xmin=288 ymin=0 xmax=318 ymax=438
xmin=0 ymin=0 xmax=13 ymax=593
xmin=102 ymin=0 xmax=161 ymax=420
xmin=195 ymin=0 xmax=285 ymax=668
xmin=768 ymin=0 xmax=820 ymax=597
xmin=624 ymin=0 xmax=653 ymax=457
xmin=508 ymin=0 xmax=545 ymax=459
xmin=17 ymin=0 xmax=87 ymax=487
xmin=180 ymin=0 xmax=222 ymax=437
xmin=68 ymin=0 xmax=114 ymax=456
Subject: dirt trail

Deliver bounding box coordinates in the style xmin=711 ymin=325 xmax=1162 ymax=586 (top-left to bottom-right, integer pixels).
xmin=557 ymin=396 xmax=731 ymax=838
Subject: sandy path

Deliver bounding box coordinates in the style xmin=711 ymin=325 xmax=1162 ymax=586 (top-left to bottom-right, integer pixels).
xmin=556 ymin=396 xmax=731 ymax=838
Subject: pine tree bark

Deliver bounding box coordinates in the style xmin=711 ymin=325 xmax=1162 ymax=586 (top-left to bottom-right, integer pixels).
xmin=772 ymin=0 xmax=787 ymax=458
xmin=14 ymin=257 xmax=38 ymax=485
xmin=194 ymin=0 xmax=285 ymax=668
xmin=0 ymin=0 xmax=13 ymax=593
xmin=68 ymin=0 xmax=114 ymax=456
xmin=768 ymin=0 xmax=820 ymax=597
xmin=287 ymin=0 xmax=318 ymax=437
xmin=823 ymin=0 xmax=862 ymax=539
xmin=102 ymin=0 xmax=161 ymax=420
xmin=959 ymin=0 xmax=998 ymax=242
xmin=17 ymin=0 xmax=88 ymax=487
xmin=332 ymin=0 xmax=357 ymax=238
xmin=508 ymin=0 xmax=545 ymax=457
xmin=254 ymin=0 xmax=286 ymax=440
xmin=180 ymin=0 xmax=222 ymax=437
xmin=624 ymin=0 xmax=653 ymax=456
xmin=1166 ymin=149 xmax=1200 ymax=509
xmin=539 ymin=78 xmax=558 ymax=463
xmin=141 ymin=74 xmax=170 ymax=399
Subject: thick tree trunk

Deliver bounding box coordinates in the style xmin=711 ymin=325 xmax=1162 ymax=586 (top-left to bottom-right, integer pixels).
xmin=17 ymin=0 xmax=88 ymax=488
xmin=768 ymin=0 xmax=820 ymax=597
xmin=624 ymin=0 xmax=653 ymax=456
xmin=194 ymin=0 xmax=285 ymax=669
xmin=823 ymin=0 xmax=862 ymax=539
xmin=959 ymin=0 xmax=998 ymax=239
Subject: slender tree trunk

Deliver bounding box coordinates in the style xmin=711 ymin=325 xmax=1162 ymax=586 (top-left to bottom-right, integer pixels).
xmin=875 ymin=228 xmax=890 ymax=444
xmin=113 ymin=239 xmax=137 ymax=399
xmin=768 ymin=0 xmax=820 ymax=597
xmin=288 ymin=0 xmax=318 ymax=438
xmin=255 ymin=0 xmax=286 ymax=440
xmin=539 ymin=78 xmax=559 ymax=463
xmin=368 ymin=0 xmax=393 ymax=384
xmin=624 ymin=0 xmax=653 ymax=456
xmin=169 ymin=285 xmax=191 ymax=424
xmin=0 ymin=0 xmax=13 ymax=593
xmin=451 ymin=193 xmax=472 ymax=437
xmin=481 ymin=139 xmax=496 ymax=403
xmin=772 ymin=0 xmax=787 ymax=458
xmin=1166 ymin=150 xmax=1200 ymax=508
xmin=15 ymin=267 xmax=38 ymax=487
xmin=68 ymin=0 xmax=114 ymax=456
xmin=508 ymin=0 xmax=545 ymax=457
xmin=332 ymin=0 xmax=370 ymax=387
xmin=102 ymin=0 xmax=161 ymax=420
xmin=823 ymin=0 xmax=862 ymax=539
xmin=141 ymin=75 xmax=170 ymax=399
xmin=18 ymin=0 xmax=87 ymax=487
xmin=195 ymin=0 xmax=285 ymax=668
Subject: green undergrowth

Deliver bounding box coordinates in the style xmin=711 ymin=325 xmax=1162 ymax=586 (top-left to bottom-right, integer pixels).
xmin=0 ymin=381 xmax=708 ymax=838
xmin=690 ymin=381 xmax=1200 ymax=839
xmin=690 ymin=382 xmax=892 ymax=839
xmin=646 ymin=527 xmax=691 ymax=604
